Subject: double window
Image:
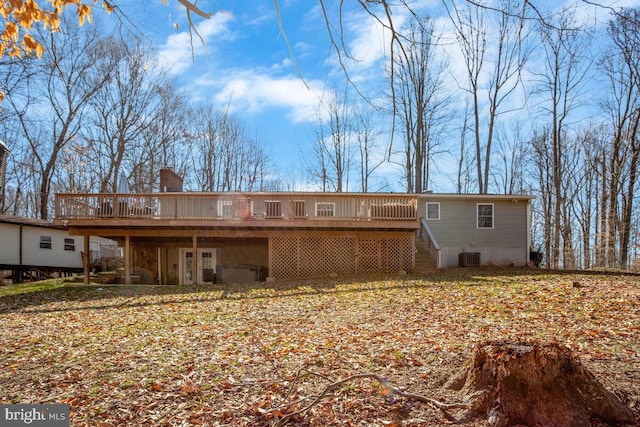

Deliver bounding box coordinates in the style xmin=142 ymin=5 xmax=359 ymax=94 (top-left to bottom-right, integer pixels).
xmin=477 ymin=203 xmax=494 ymax=229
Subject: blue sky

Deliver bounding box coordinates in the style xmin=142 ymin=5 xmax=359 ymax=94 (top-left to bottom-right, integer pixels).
xmin=94 ymin=0 xmax=403 ymax=190
xmin=98 ymin=0 xmax=640 ymax=192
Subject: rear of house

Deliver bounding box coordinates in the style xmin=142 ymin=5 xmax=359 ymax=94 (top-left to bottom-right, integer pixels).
xmin=418 ymin=194 xmax=532 ymax=268
xmin=55 ymin=191 xmax=420 ymax=285
xmin=54 ymin=179 xmax=533 ymax=285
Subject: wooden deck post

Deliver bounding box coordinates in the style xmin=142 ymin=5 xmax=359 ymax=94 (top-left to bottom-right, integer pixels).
xmin=83 ymin=235 xmax=90 ymax=285
xmin=192 ymin=234 xmax=198 ymax=285
xmin=125 ymin=235 xmax=131 ymax=284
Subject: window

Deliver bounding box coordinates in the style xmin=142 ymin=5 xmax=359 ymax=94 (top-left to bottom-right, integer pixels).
xmin=477 ymin=203 xmax=494 ymax=229
xmin=40 ymin=235 xmax=52 ymax=249
xmin=316 ymin=202 xmax=335 ymax=217
xmin=426 ymin=202 xmax=440 ymax=220
xmin=64 ymin=238 xmax=76 ymax=251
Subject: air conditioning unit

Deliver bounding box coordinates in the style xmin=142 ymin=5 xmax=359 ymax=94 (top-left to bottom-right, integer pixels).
xmin=459 ymin=252 xmax=481 ymax=267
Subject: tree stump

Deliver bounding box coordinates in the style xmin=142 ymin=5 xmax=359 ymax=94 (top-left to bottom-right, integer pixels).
xmin=453 ymin=341 xmax=638 ymax=427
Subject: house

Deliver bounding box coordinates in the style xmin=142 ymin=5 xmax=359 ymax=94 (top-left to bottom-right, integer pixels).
xmin=0 ymin=215 xmax=118 ymax=284
xmin=52 ymin=172 xmax=533 ymax=285
xmin=416 ymin=194 xmax=532 ymax=269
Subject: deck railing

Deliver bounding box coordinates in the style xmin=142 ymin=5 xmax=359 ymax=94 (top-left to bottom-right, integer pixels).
xmin=55 ymin=192 xmax=419 ymax=222
xmin=419 ymin=218 xmax=441 ymax=268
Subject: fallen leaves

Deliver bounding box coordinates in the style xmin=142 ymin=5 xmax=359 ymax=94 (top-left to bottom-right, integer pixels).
xmin=0 ymin=268 xmax=638 ymax=426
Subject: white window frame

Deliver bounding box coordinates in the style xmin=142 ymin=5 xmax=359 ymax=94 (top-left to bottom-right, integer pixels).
xmin=40 ymin=235 xmax=52 ymax=249
xmin=426 ymin=202 xmax=440 ymax=220
xmin=64 ymin=238 xmax=76 ymax=251
xmin=315 ymin=202 xmax=335 ymax=217
xmin=477 ymin=203 xmax=494 ymax=229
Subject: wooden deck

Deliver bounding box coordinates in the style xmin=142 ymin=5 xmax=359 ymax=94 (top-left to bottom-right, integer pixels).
xmin=55 ymin=192 xmax=420 ymax=232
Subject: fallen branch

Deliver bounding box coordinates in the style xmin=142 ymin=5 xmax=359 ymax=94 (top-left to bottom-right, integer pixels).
xmin=269 ymin=370 xmax=469 ymax=426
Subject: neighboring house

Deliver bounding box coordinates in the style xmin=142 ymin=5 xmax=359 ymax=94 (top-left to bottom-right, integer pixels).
xmin=0 ymin=215 xmax=117 ymax=283
xmin=53 ymin=171 xmax=533 ymax=285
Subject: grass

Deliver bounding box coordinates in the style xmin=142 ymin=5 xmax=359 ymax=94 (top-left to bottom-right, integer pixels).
xmin=0 ymin=277 xmax=68 ymax=297
xmin=0 ymin=267 xmax=638 ymax=426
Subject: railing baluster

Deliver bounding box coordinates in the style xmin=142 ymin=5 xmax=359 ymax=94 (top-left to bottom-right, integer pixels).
xmin=54 ymin=193 xmax=419 ymax=222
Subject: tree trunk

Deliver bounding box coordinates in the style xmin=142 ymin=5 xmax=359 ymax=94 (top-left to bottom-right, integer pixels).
xmin=453 ymin=341 xmax=637 ymax=427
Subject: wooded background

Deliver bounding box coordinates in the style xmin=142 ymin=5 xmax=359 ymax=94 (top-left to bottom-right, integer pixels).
xmin=0 ymin=1 xmax=639 ymax=271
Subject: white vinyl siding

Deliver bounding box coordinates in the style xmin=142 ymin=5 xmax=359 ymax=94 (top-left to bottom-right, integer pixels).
xmin=419 ymin=198 xmax=526 ymax=248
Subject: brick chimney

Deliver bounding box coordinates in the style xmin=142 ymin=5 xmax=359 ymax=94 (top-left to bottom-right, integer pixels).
xmin=159 ymin=168 xmax=183 ymax=192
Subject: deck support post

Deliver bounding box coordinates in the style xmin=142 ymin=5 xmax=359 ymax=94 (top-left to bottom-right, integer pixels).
xmin=125 ymin=235 xmax=131 ymax=284
xmin=83 ymin=235 xmax=90 ymax=285
xmin=192 ymin=234 xmax=198 ymax=285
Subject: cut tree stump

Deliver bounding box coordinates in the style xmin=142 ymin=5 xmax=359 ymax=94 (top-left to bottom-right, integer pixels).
xmin=452 ymin=341 xmax=638 ymax=427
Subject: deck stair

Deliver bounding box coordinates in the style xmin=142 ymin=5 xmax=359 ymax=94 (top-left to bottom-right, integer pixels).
xmin=414 ymin=239 xmax=438 ymax=274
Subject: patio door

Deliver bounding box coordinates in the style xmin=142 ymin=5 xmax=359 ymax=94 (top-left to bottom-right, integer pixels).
xmin=179 ymin=248 xmax=217 ymax=285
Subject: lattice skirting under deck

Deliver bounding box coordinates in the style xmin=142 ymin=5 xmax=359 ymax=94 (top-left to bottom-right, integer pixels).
xmin=269 ymin=231 xmax=415 ymax=279
xmin=132 ymin=243 xmax=158 ymax=284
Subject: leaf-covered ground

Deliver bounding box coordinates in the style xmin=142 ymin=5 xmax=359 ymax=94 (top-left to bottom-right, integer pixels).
xmin=0 ymin=268 xmax=639 ymax=426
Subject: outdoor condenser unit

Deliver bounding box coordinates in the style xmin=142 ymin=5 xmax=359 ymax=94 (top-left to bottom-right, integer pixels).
xmin=459 ymin=252 xmax=481 ymax=267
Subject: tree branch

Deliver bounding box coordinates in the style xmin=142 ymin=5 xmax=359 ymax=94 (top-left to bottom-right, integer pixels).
xmin=176 ymin=0 xmax=212 ymax=19
xmin=269 ymin=370 xmax=470 ymax=425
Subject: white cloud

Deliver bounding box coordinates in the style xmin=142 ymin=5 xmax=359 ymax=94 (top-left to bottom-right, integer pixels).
xmin=197 ymin=71 xmax=326 ymax=123
xmin=156 ymin=11 xmax=235 ymax=75
xmin=566 ymin=0 xmax=640 ymax=28
xmin=346 ymin=13 xmax=392 ymax=69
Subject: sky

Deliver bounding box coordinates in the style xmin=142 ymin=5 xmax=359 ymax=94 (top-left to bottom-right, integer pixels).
xmin=97 ymin=0 xmax=640 ymax=193
xmin=100 ymin=0 xmax=368 ymax=189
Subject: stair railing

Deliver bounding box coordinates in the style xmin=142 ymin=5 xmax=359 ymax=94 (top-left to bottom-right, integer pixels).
xmin=419 ymin=218 xmax=441 ymax=269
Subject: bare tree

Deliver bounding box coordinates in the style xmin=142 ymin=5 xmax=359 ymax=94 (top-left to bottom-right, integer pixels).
xmin=1 ymin=18 xmax=111 ymax=219
xmin=392 ymin=16 xmax=450 ymax=194
xmin=445 ymin=0 xmax=531 ymax=194
xmin=188 ymin=103 xmax=269 ymax=192
xmin=353 ymin=106 xmax=384 ymax=192
xmin=492 ymin=122 xmax=527 ymax=195
xmin=572 ymin=124 xmax=608 ymax=269
xmin=83 ymin=37 xmax=161 ymax=194
xmin=602 ymin=8 xmax=640 ymax=270
xmin=533 ymin=8 xmax=592 ymax=268
xmin=307 ymin=89 xmax=354 ymax=192
xmin=131 ymin=81 xmax=190 ymax=193
xmin=530 ymin=127 xmax=553 ymax=268
xmin=456 ymin=99 xmax=475 ymax=194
